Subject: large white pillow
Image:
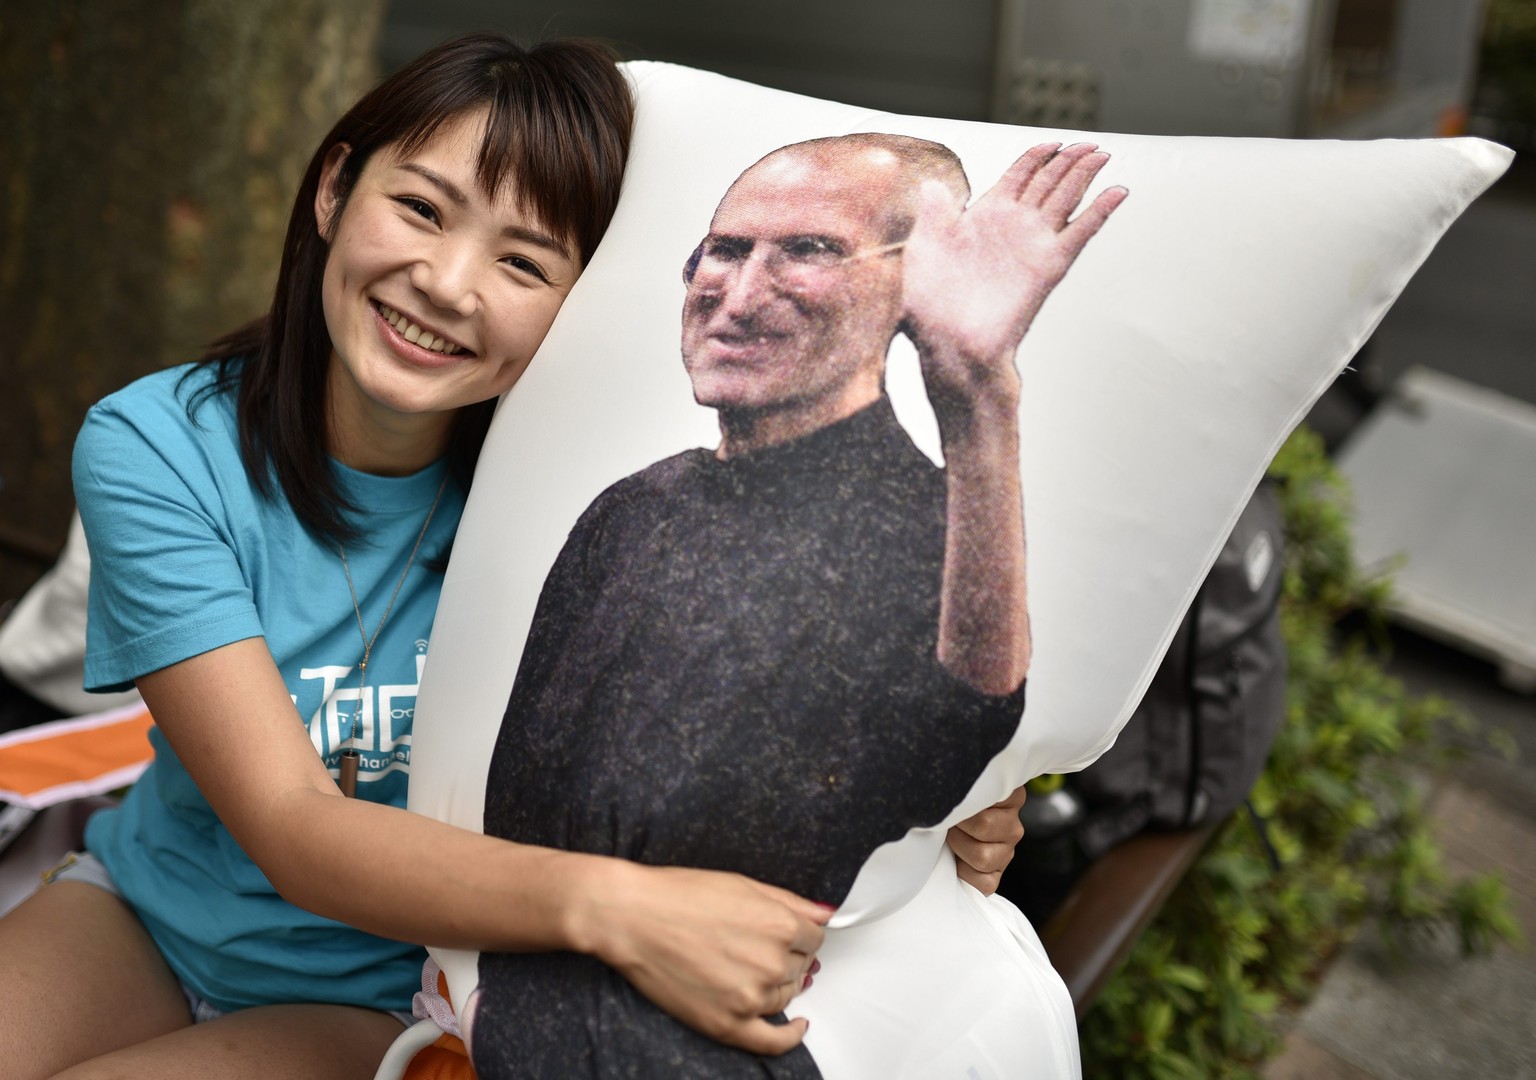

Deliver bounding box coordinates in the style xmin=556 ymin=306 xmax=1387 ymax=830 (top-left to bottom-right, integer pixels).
xmin=408 ymin=61 xmax=1508 ymax=1077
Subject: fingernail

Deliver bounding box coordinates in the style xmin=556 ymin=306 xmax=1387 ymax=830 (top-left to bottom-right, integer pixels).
xmin=803 ymin=974 xmax=814 ymax=990
xmin=809 ymin=958 xmax=821 ymax=975
xmin=815 ymin=902 xmax=837 ymax=912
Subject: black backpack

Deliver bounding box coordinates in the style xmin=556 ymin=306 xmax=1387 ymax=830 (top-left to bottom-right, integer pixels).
xmin=1004 ymin=481 xmax=1288 ymax=917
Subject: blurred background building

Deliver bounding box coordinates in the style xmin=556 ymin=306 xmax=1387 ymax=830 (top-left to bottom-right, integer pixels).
xmin=2 ymin=2 xmax=1531 ymax=1075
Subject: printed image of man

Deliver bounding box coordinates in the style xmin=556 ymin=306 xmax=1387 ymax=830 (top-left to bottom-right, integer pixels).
xmin=476 ymin=134 xmax=1126 ymax=1078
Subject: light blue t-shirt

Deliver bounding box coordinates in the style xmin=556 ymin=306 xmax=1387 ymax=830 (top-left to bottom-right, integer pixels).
xmin=73 ymin=362 xmax=465 ymax=1013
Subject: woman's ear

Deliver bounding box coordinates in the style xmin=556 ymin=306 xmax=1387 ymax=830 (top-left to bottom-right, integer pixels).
xmin=314 ymin=142 xmax=352 ymax=242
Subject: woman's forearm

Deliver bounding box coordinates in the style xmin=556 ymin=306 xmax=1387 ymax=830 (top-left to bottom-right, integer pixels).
xmin=256 ymin=785 xmax=617 ymax=952
xmin=135 ymin=636 xmax=827 ymax=1054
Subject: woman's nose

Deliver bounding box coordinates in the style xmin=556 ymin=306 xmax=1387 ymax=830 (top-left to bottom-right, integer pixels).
xmin=410 ymin=242 xmax=477 ymax=316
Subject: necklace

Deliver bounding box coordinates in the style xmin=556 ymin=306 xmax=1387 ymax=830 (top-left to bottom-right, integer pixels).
xmin=334 ymin=471 xmax=450 ymax=797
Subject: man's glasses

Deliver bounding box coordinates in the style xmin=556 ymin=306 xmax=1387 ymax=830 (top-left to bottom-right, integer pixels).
xmin=683 ymin=234 xmax=904 ymax=293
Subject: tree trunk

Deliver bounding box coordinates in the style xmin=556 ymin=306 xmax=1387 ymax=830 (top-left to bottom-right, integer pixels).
xmin=0 ymin=0 xmax=383 ymax=598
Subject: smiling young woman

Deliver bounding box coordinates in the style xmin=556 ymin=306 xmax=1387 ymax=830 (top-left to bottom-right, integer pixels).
xmin=0 ymin=31 xmax=1030 ymax=1080
xmin=315 ymin=107 xmax=583 ymax=476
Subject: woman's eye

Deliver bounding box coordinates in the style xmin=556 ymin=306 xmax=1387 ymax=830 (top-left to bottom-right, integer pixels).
xmin=503 ymin=255 xmax=550 ymax=283
xmin=394 ymin=196 xmax=439 ymax=223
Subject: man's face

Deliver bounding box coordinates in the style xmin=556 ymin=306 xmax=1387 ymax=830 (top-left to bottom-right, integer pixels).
xmin=680 ymin=150 xmax=906 ymax=426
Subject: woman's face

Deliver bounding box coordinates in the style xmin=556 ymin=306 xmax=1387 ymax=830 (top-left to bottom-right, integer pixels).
xmin=316 ymin=107 xmax=580 ymax=471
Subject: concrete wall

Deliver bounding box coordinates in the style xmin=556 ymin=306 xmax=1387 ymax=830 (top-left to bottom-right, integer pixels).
xmin=995 ymin=0 xmax=1323 ymax=137
xmin=382 ymin=1 xmax=1485 ymax=137
xmin=383 ymin=0 xmax=1001 ymax=120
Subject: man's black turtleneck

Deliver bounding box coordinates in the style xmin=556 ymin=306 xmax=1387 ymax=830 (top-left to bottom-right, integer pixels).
xmin=476 ymin=397 xmax=1024 ymax=1079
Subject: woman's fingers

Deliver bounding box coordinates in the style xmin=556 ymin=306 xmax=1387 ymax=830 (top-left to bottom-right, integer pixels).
xmin=735 ymin=1015 xmax=811 ymax=1057
xmin=772 ymin=972 xmax=805 ymax=1013
xmin=737 ymin=963 xmax=820 ymax=1055
xmin=741 ymin=879 xmax=834 ymax=941
xmin=948 ymin=783 xmax=1030 ymax=894
xmin=948 ymin=823 xmax=1011 ymax=894
xmin=595 ymin=865 xmax=829 ymax=1055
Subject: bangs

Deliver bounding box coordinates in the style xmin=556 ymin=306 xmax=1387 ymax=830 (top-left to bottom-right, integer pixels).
xmin=224 ymin=32 xmax=631 ymax=545
xmin=373 ymin=39 xmax=630 ymax=267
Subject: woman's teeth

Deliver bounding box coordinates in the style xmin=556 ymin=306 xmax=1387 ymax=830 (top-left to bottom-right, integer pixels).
xmin=379 ymin=304 xmax=464 ymax=355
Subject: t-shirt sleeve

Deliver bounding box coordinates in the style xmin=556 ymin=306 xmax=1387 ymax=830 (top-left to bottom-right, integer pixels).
xmin=73 ymin=395 xmax=264 ymax=693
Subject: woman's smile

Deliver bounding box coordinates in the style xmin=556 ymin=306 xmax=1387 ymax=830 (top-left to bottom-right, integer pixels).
xmin=374 ymin=301 xmax=471 ymax=358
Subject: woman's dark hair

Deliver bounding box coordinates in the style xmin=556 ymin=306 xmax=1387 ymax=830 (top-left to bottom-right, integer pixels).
xmin=194 ymin=33 xmax=634 ymax=542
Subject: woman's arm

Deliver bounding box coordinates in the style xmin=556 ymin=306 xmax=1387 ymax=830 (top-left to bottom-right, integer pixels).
xmin=136 ymin=638 xmax=828 ymax=1054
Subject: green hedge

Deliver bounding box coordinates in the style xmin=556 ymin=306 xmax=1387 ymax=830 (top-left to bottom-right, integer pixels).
xmin=1075 ymin=426 xmax=1521 ymax=1080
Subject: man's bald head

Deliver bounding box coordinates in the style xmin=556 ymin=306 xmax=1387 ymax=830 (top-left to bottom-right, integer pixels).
xmin=735 ymin=133 xmax=970 ymax=245
xmin=681 ymin=133 xmax=971 ymax=456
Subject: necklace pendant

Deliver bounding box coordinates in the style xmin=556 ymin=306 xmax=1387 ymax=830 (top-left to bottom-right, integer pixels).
xmin=331 ymin=472 xmax=446 ymax=803
xmin=338 ymin=749 xmax=360 ymax=798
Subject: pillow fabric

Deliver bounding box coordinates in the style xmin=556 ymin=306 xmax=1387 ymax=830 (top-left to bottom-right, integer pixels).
xmin=406 ymin=61 xmax=1509 ymax=1078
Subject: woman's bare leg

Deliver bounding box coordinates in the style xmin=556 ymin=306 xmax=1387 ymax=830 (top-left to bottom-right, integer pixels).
xmin=0 ymin=880 xmax=403 ymax=1080
xmin=0 ymin=881 xmax=191 ymax=1080
xmin=50 ymin=1003 xmax=404 ymax=1080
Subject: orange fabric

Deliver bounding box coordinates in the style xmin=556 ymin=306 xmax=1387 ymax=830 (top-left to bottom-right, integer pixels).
xmin=402 ymin=1036 xmax=476 ymax=1080
xmin=402 ymin=968 xmax=478 ymax=1080
xmin=0 ymin=706 xmax=154 ymax=803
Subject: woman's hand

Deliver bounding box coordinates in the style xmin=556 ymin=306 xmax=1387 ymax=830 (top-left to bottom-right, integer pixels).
xmin=947 ymin=783 xmax=1028 ymax=894
xmin=571 ymin=862 xmax=832 ymax=1055
xmin=137 ymin=640 xmax=831 ymax=1056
